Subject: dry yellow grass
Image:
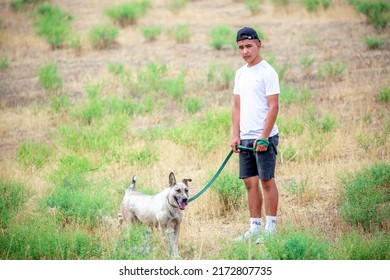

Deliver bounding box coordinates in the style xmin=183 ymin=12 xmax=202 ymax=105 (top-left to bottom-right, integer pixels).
xmin=0 ymin=0 xmax=389 ymax=259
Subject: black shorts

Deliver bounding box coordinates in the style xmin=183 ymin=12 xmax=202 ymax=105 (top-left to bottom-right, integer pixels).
xmin=239 ymin=134 xmax=279 ymax=180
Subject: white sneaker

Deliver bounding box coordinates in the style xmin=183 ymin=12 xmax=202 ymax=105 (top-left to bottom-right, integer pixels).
xmin=234 ymin=230 xmax=261 ymax=242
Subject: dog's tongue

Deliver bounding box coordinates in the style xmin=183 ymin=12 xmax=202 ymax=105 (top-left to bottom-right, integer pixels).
xmin=178 ymin=201 xmax=186 ymax=210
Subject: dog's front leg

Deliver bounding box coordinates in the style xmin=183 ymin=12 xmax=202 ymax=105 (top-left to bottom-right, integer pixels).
xmin=159 ymin=224 xmax=171 ymax=257
xmin=172 ymin=223 xmax=181 ymax=259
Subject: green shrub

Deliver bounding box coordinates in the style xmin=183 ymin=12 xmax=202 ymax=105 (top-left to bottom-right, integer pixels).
xmin=17 ymin=141 xmax=51 ymax=169
xmin=89 ymin=24 xmax=119 ymax=49
xmin=277 ymin=115 xmax=305 ymax=136
xmin=333 ymin=231 xmax=390 ymax=259
xmin=210 ymin=172 xmax=246 ymax=210
xmin=107 ymin=62 xmax=125 ymax=75
xmin=184 ymin=96 xmax=203 ymax=115
xmin=163 ymin=72 xmax=186 ymax=100
xmin=169 ymin=24 xmax=190 ymax=43
xmin=245 ymin=0 xmax=261 ymax=15
xmin=284 ymin=178 xmax=308 ymax=196
xmin=111 ymin=225 xmax=162 ymax=259
xmin=126 ymin=147 xmax=157 ymax=166
xmin=106 ymin=1 xmax=150 ymax=27
xmin=218 ymin=240 xmax=269 ymax=260
xmin=0 ymin=179 xmax=28 ymax=229
xmin=0 ymin=55 xmax=9 ymax=69
xmin=339 ymin=162 xmax=390 ymax=230
xmin=207 ymin=63 xmax=235 ymax=90
xmin=364 ymin=36 xmax=386 ymax=49
xmin=141 ymin=25 xmax=162 ymax=41
xmin=38 ymin=63 xmax=62 ymax=93
xmin=299 ymin=50 xmax=316 ymax=74
xmin=167 ymin=0 xmax=188 ymax=13
xmin=355 ymin=0 xmax=389 ymax=31
xmin=0 ymin=215 xmax=103 ymax=259
xmin=33 ymin=4 xmax=73 ymax=49
xmin=376 ymin=87 xmax=390 ymax=103
xmin=318 ymin=60 xmax=346 ymax=81
xmin=265 ymin=227 xmax=330 ymax=260
xmin=10 ymin=0 xmax=44 ymax=12
xmin=167 ymin=108 xmax=231 ymax=155
xmin=209 ymin=25 xmax=234 ymax=50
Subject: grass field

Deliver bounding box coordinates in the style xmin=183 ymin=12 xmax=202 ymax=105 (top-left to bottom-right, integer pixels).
xmin=0 ymin=0 xmax=389 ymax=260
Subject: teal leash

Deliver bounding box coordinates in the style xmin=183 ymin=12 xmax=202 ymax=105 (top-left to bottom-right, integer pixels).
xmin=188 ymin=138 xmax=269 ymax=203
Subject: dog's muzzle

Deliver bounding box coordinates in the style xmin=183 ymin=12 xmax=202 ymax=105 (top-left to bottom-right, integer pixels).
xmin=176 ymin=196 xmax=188 ymax=210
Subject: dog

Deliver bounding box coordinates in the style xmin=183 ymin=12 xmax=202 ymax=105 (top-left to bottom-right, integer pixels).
xmin=118 ymin=172 xmax=191 ymax=258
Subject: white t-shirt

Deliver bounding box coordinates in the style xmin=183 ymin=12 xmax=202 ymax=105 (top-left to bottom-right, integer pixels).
xmin=233 ymin=60 xmax=280 ymax=140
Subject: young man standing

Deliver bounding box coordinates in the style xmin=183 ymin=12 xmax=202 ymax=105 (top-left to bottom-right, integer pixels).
xmin=231 ymin=27 xmax=280 ymax=242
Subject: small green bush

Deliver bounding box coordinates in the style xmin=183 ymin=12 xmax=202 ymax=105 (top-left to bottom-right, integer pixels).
xmin=0 ymin=214 xmax=103 ymax=259
xmin=141 ymin=25 xmax=162 ymax=41
xmin=339 ymin=162 xmax=390 ymax=230
xmin=210 ymin=172 xmax=246 ymax=210
xmin=355 ymin=0 xmax=389 ymax=31
xmin=209 ymin=25 xmax=234 ymax=50
xmin=376 ymin=87 xmax=390 ymax=103
xmin=265 ymin=227 xmax=330 ymax=260
xmin=169 ymin=24 xmax=190 ymax=43
xmin=163 ymin=72 xmax=186 ymax=100
xmin=17 ymin=141 xmax=51 ymax=169
xmin=364 ymin=36 xmax=386 ymax=49
xmin=106 ymin=1 xmax=150 ymax=27
xmin=0 ymin=179 xmax=28 ymax=229
xmin=10 ymin=0 xmax=44 ymax=12
xmin=38 ymin=63 xmax=62 ymax=93
xmin=333 ymin=231 xmax=390 ymax=259
xmin=89 ymin=24 xmax=119 ymax=49
xmin=0 ymin=56 xmax=9 ymax=69
xmin=245 ymin=0 xmax=261 ymax=15
xmin=184 ymin=96 xmax=203 ymax=115
xmin=318 ymin=60 xmax=346 ymax=81
xmin=167 ymin=108 xmax=231 ymax=155
xmin=167 ymin=0 xmax=188 ymax=13
xmin=33 ymin=4 xmax=73 ymax=49
xmin=207 ymin=63 xmax=235 ymax=90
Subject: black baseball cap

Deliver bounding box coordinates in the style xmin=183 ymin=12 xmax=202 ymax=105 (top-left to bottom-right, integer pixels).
xmin=236 ymin=27 xmax=260 ymax=42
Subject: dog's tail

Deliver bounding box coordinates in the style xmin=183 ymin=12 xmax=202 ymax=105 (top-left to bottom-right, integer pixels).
xmin=128 ymin=175 xmax=137 ymax=191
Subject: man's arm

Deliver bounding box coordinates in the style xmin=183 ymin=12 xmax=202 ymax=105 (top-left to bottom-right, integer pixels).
xmin=255 ymin=94 xmax=279 ymax=152
xmin=231 ymin=94 xmax=241 ymax=152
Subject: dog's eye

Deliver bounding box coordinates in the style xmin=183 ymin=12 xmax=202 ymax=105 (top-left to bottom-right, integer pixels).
xmin=176 ymin=189 xmax=181 ymax=193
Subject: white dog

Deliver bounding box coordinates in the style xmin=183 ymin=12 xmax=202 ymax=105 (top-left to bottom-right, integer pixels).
xmin=118 ymin=172 xmax=191 ymax=258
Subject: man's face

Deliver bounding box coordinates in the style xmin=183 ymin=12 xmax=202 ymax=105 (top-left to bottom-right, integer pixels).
xmin=237 ymin=39 xmax=261 ymax=66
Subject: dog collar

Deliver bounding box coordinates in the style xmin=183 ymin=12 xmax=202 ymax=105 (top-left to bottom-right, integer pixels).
xmin=167 ymin=197 xmax=179 ymax=209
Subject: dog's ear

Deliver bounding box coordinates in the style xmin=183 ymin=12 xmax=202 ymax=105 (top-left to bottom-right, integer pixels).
xmin=169 ymin=172 xmax=176 ymax=186
xmin=182 ymin=179 xmax=192 ymax=186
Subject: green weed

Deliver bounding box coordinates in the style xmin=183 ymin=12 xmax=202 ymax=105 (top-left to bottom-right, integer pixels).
xmin=0 ymin=214 xmax=103 ymax=259
xmin=141 ymin=25 xmax=162 ymax=41
xmin=17 ymin=141 xmax=51 ymax=169
xmin=355 ymin=0 xmax=389 ymax=31
xmin=163 ymin=72 xmax=186 ymax=100
xmin=38 ymin=63 xmax=62 ymax=93
xmin=106 ymin=1 xmax=150 ymax=27
xmin=0 ymin=179 xmax=29 ymax=230
xmin=89 ymin=24 xmax=119 ymax=49
xmin=10 ymin=0 xmax=44 ymax=12
xmin=277 ymin=114 xmax=305 ymax=136
xmin=332 ymin=231 xmax=390 ymax=259
xmin=209 ymin=25 xmax=234 ymax=50
xmin=318 ymin=60 xmax=346 ymax=81
xmin=376 ymin=87 xmax=390 ymax=103
xmin=167 ymin=0 xmax=188 ymax=14
xmin=245 ymin=0 xmax=261 ymax=15
xmin=364 ymin=36 xmax=386 ymax=49
xmin=111 ymin=225 xmax=162 ymax=259
xmin=339 ymin=162 xmax=390 ymax=230
xmin=169 ymin=24 xmax=190 ymax=43
xmin=299 ymin=50 xmax=316 ymax=74
xmin=265 ymin=227 xmax=330 ymax=260
xmin=167 ymin=108 xmax=231 ymax=155
xmin=183 ymin=96 xmax=203 ymax=115
xmin=210 ymin=172 xmax=246 ymax=210
xmin=207 ymin=63 xmax=235 ymax=90
xmin=32 ymin=4 xmax=74 ymax=49
xmin=0 ymin=55 xmax=9 ymax=69
xmin=126 ymin=147 xmax=157 ymax=166
xmin=218 ymin=240 xmax=269 ymax=260
xmin=284 ymin=178 xmax=308 ymax=196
